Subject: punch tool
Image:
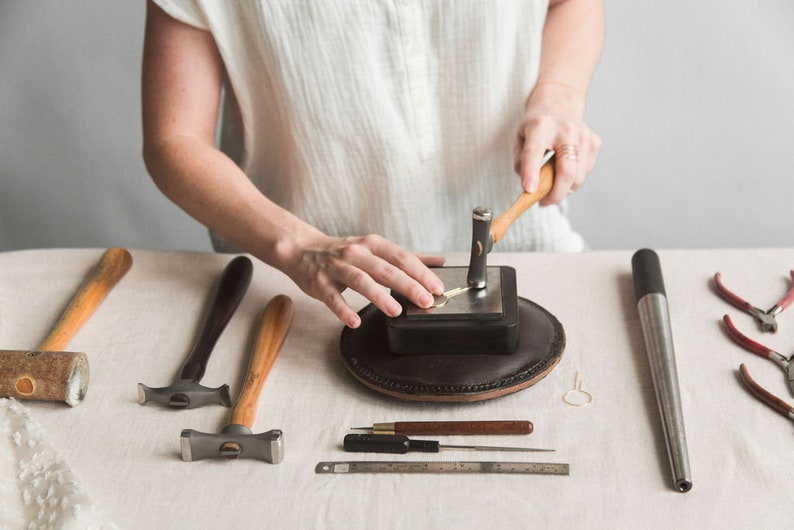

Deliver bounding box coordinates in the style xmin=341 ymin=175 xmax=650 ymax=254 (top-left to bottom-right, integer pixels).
xmin=343 ymin=434 xmax=553 ymax=454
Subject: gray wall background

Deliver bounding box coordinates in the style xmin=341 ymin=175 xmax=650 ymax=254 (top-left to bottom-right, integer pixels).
xmin=2 ymin=1 xmax=793 ymax=253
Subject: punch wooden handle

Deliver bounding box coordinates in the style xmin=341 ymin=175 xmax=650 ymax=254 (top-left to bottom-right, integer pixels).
xmin=37 ymin=247 xmax=133 ymax=352
xmin=393 ymin=420 xmax=533 ymax=436
xmin=490 ymin=161 xmax=555 ymax=246
xmin=230 ymin=295 xmax=294 ymax=428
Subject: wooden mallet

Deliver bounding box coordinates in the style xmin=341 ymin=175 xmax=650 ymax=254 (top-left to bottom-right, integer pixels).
xmin=0 ymin=247 xmax=133 ymax=406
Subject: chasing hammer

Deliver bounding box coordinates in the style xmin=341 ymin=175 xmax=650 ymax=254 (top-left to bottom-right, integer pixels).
xmin=180 ymin=294 xmax=294 ymax=464
xmin=137 ymin=256 xmax=253 ymax=408
xmin=467 ymin=150 xmax=556 ymax=288
xmin=0 ymin=248 xmax=133 ymax=406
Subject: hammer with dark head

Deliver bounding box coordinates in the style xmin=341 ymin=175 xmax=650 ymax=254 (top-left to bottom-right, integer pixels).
xmin=0 ymin=247 xmax=133 ymax=406
xmin=138 ymin=255 xmax=253 ymax=409
xmin=180 ymin=294 xmax=294 ymax=464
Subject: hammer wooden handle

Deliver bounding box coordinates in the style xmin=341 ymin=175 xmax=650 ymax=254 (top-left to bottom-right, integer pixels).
xmin=230 ymin=295 xmax=294 ymax=428
xmin=490 ymin=160 xmax=555 ymax=246
xmin=37 ymin=247 xmax=133 ymax=352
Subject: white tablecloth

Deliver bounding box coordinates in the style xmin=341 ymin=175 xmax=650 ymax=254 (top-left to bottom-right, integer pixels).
xmin=1 ymin=248 xmax=792 ymax=528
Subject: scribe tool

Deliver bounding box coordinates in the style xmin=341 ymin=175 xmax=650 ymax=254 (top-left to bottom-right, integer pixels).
xmin=343 ymin=434 xmax=553 ymax=454
xmin=351 ymin=420 xmax=533 ymax=436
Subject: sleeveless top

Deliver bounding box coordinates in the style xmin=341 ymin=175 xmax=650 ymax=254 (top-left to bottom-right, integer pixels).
xmin=153 ymin=0 xmax=586 ymax=253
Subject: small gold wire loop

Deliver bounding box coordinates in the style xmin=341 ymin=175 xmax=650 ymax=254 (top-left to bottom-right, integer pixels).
xmin=563 ymin=371 xmax=593 ymax=406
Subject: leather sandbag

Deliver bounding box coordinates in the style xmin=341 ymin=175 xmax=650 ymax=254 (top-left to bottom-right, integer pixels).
xmin=339 ymin=297 xmax=565 ymax=402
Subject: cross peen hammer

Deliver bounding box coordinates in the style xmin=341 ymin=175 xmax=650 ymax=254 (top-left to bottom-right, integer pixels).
xmin=137 ymin=256 xmax=253 ymax=409
xmin=0 ymin=248 xmax=132 ymax=406
xmin=180 ymin=294 xmax=294 ymax=464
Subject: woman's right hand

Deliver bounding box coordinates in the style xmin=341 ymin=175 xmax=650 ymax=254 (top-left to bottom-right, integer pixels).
xmin=273 ymin=232 xmax=446 ymax=329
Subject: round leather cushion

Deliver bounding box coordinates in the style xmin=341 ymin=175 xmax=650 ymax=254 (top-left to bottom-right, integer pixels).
xmin=339 ymin=297 xmax=565 ymax=402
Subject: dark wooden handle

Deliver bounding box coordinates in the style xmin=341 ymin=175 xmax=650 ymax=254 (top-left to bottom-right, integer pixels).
xmin=230 ymin=295 xmax=294 ymax=428
xmin=395 ymin=420 xmax=533 ymax=436
xmin=37 ymin=247 xmax=133 ymax=352
xmin=180 ymin=256 xmax=253 ymax=382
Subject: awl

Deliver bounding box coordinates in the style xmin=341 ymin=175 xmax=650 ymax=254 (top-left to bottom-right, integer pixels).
xmin=351 ymin=420 xmax=533 ymax=436
xmin=343 ymin=434 xmax=553 ymax=454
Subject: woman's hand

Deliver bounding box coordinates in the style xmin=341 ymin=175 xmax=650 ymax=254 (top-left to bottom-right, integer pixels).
xmin=274 ymin=232 xmax=445 ymax=329
xmin=513 ymin=80 xmax=601 ymax=205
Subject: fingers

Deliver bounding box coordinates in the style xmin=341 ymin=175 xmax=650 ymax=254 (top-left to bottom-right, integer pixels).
xmin=297 ymin=235 xmax=445 ymax=329
xmin=514 ymin=114 xmax=601 ymax=206
xmin=541 ymin=129 xmax=601 ymax=205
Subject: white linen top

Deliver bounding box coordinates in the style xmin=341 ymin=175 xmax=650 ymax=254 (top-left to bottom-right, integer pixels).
xmin=153 ymin=0 xmax=586 ymax=253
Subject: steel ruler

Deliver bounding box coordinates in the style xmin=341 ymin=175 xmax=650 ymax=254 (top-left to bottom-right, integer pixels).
xmin=315 ymin=461 xmax=569 ymax=475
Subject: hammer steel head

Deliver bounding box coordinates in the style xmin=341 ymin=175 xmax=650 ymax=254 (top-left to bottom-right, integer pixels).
xmin=180 ymin=425 xmax=284 ymax=464
xmin=137 ymin=380 xmax=232 ymax=409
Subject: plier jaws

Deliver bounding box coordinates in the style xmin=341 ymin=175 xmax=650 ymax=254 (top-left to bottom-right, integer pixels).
xmin=739 ymin=364 xmax=794 ymax=423
xmin=714 ymin=270 xmax=794 ymax=332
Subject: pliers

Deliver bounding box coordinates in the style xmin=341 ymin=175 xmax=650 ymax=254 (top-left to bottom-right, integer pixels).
xmin=738 ymin=363 xmax=794 ymax=424
xmin=723 ymin=314 xmax=794 ymax=397
xmin=714 ymin=270 xmax=794 ymax=332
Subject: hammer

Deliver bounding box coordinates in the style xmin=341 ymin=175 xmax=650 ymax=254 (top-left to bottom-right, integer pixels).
xmin=180 ymin=294 xmax=294 ymax=464
xmin=137 ymin=256 xmax=252 ymax=409
xmin=0 ymin=247 xmax=133 ymax=406
xmin=466 ymin=150 xmax=556 ymax=289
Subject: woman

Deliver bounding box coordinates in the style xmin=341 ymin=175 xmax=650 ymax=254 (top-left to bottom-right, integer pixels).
xmin=141 ymin=0 xmax=603 ymax=328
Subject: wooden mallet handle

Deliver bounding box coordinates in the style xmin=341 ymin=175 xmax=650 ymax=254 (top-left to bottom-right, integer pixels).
xmin=490 ymin=159 xmax=555 ymax=246
xmin=229 ymin=295 xmax=294 ymax=429
xmin=37 ymin=247 xmax=133 ymax=352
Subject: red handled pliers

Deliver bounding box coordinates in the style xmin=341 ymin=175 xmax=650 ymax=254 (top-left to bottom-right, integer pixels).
xmin=738 ymin=363 xmax=794 ymax=424
xmin=723 ymin=314 xmax=794 ymax=397
xmin=714 ymin=270 xmax=794 ymax=332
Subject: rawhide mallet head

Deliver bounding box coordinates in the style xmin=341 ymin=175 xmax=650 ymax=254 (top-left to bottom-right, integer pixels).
xmin=138 ymin=256 xmax=255 ymax=409
xmin=0 ymin=248 xmax=132 ymax=406
xmin=180 ymin=294 xmax=293 ymax=464
xmin=386 ymin=151 xmax=557 ymax=355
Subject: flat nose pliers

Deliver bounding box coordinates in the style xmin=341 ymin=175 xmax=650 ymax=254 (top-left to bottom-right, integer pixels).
xmin=723 ymin=314 xmax=794 ymax=397
xmin=714 ymin=270 xmax=794 ymax=332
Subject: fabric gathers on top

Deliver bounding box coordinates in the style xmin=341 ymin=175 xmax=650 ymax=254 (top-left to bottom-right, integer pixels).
xmin=153 ymin=0 xmax=586 ymax=253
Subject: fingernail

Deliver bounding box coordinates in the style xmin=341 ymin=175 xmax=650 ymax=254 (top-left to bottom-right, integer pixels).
xmin=347 ymin=314 xmax=361 ymax=329
xmin=387 ymin=299 xmax=403 ymax=317
xmin=418 ymin=293 xmax=434 ymax=308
